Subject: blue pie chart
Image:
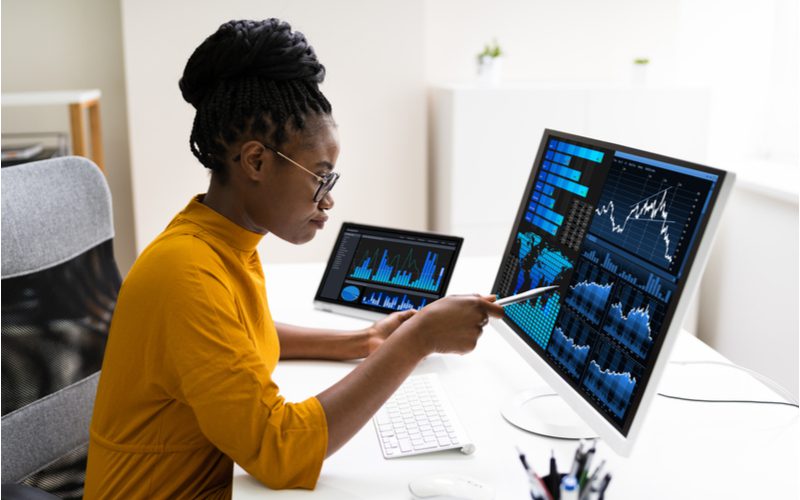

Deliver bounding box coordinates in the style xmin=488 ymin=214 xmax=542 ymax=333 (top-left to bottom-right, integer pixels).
xmin=340 ymin=285 xmax=360 ymax=302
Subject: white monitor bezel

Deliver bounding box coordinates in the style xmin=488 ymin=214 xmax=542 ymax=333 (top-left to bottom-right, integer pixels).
xmin=491 ymin=129 xmax=735 ymax=456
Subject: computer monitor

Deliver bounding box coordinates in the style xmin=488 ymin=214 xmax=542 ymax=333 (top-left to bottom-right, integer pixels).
xmin=490 ymin=130 xmax=734 ymax=456
xmin=315 ymin=223 xmax=463 ymax=321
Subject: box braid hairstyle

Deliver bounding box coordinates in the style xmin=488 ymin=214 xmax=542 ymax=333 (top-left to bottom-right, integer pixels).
xmin=179 ymin=19 xmax=332 ymax=182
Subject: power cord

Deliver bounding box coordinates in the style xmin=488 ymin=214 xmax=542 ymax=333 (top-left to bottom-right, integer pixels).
xmin=660 ymin=360 xmax=799 ymax=409
xmin=657 ymin=393 xmax=798 ymax=408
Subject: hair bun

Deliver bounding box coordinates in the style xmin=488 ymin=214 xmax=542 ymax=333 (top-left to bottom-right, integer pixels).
xmin=179 ymin=19 xmax=326 ymax=109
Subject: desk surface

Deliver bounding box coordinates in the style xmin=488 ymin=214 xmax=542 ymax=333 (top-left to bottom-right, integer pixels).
xmin=233 ymin=257 xmax=798 ymax=499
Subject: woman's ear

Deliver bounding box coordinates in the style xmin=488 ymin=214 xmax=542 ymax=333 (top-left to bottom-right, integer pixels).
xmin=237 ymin=141 xmax=267 ymax=180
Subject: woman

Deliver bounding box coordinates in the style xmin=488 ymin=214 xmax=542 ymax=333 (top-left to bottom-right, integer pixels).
xmin=85 ymin=18 xmax=502 ymax=498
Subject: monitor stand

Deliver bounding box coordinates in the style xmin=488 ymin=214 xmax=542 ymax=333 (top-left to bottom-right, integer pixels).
xmin=501 ymin=386 xmax=598 ymax=439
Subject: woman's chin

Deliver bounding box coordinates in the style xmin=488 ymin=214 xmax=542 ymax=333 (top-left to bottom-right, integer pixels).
xmin=286 ymin=228 xmax=318 ymax=245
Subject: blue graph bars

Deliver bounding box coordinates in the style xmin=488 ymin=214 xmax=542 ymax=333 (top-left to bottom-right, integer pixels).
xmin=350 ymin=249 xmax=445 ymax=293
xmin=550 ymin=138 xmax=605 ymax=163
xmin=582 ymin=341 xmax=640 ymax=420
xmin=361 ymin=290 xmax=427 ymax=312
xmin=643 ymin=274 xmax=671 ymax=302
xmin=525 ymin=138 xmax=604 ymax=236
xmin=539 ymin=170 xmax=588 ymax=198
xmin=504 ymin=293 xmax=562 ymax=349
xmin=581 ymin=244 xmax=674 ymax=303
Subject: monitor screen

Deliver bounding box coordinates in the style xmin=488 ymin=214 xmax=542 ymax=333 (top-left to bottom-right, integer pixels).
xmin=315 ymin=223 xmax=463 ymax=317
xmin=492 ymin=130 xmax=728 ymax=437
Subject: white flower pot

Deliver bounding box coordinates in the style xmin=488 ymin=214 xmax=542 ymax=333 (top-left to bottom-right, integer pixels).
xmin=477 ymin=55 xmax=502 ymax=86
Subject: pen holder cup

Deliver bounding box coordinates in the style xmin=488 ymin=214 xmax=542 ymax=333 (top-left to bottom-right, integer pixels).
xmin=541 ymin=472 xmax=566 ymax=500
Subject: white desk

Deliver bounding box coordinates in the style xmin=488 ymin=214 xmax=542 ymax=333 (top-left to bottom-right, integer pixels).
xmin=234 ymin=257 xmax=799 ymax=499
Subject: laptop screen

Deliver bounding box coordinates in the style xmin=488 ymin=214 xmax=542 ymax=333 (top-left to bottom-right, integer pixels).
xmin=315 ymin=223 xmax=463 ymax=316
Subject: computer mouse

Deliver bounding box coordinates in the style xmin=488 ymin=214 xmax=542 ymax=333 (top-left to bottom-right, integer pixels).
xmin=408 ymin=473 xmax=495 ymax=500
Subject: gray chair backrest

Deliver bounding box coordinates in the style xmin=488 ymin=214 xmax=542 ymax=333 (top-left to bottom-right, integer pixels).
xmin=1 ymin=157 xmax=115 ymax=487
xmin=1 ymin=156 xmax=114 ymax=278
xmin=1 ymin=374 xmax=100 ymax=484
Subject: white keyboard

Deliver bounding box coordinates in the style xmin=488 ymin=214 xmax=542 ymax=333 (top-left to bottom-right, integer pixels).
xmin=373 ymin=373 xmax=475 ymax=458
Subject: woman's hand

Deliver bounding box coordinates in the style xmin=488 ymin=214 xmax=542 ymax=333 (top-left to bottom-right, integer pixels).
xmin=400 ymin=294 xmax=505 ymax=356
xmin=363 ymin=309 xmax=417 ymax=355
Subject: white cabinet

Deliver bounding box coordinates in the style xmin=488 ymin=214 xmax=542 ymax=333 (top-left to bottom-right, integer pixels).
xmin=429 ymin=84 xmax=711 ymax=257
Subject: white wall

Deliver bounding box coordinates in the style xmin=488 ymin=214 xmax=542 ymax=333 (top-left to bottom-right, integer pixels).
xmin=1 ymin=0 xmax=137 ymax=276
xmin=120 ymin=0 xmax=427 ymax=263
xmin=424 ymin=0 xmax=799 ymax=172
xmin=424 ymin=0 xmax=680 ymax=86
xmin=673 ymin=0 xmax=799 ymax=168
xmin=700 ymin=184 xmax=799 ymax=398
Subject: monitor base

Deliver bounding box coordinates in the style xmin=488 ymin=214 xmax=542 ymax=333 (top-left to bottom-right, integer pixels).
xmin=501 ymin=387 xmax=599 ymax=440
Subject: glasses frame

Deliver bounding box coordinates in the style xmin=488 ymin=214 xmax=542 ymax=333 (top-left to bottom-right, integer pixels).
xmin=235 ymin=143 xmax=339 ymax=203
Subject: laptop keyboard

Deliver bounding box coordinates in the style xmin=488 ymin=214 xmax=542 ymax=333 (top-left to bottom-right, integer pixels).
xmin=373 ymin=373 xmax=475 ymax=458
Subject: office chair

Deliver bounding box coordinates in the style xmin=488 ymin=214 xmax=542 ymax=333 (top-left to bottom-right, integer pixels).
xmin=1 ymin=157 xmax=122 ymax=499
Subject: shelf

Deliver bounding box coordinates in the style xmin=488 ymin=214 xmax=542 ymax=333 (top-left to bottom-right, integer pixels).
xmin=1 ymin=90 xmax=105 ymax=171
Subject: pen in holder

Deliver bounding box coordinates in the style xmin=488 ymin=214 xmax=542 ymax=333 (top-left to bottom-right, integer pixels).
xmin=517 ymin=441 xmax=612 ymax=500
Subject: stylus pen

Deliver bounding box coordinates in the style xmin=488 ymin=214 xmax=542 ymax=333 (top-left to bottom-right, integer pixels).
xmin=598 ymin=474 xmax=612 ymax=500
xmin=548 ymin=449 xmax=559 ymax=497
xmin=578 ymin=461 xmax=605 ymax=500
xmin=516 ymin=447 xmax=552 ymax=500
xmin=570 ymin=440 xmax=585 ymax=476
xmin=496 ymin=285 xmax=560 ymax=307
xmin=578 ymin=440 xmax=596 ymax=491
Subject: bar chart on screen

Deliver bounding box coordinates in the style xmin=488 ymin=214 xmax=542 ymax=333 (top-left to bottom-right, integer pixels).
xmin=348 ymin=240 xmax=454 ymax=294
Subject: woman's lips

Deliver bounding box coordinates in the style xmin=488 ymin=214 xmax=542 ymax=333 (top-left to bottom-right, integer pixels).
xmin=311 ymin=216 xmax=328 ymax=228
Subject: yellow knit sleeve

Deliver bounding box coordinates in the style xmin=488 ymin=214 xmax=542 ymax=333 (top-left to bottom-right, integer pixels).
xmin=159 ymin=246 xmax=328 ymax=489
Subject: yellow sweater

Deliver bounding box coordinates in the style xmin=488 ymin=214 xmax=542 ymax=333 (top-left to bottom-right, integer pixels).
xmin=85 ymin=196 xmax=328 ymax=499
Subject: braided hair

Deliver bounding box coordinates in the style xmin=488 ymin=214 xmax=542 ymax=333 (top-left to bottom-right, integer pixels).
xmin=179 ymin=19 xmax=332 ymax=181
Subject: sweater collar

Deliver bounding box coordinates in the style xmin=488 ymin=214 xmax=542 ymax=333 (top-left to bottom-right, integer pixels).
xmin=179 ymin=195 xmax=264 ymax=252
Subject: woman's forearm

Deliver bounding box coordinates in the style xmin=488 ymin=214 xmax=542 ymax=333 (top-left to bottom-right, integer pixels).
xmin=275 ymin=322 xmax=370 ymax=360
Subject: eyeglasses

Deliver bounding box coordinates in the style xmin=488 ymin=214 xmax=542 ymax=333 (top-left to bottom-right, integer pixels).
xmin=235 ymin=143 xmax=340 ymax=203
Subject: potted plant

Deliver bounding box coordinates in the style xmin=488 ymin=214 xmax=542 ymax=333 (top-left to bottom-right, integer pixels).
xmin=631 ymin=57 xmax=650 ymax=87
xmin=477 ymin=39 xmax=503 ymax=85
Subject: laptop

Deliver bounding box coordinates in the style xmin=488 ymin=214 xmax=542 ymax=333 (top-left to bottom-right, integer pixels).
xmin=314 ymin=223 xmax=463 ymax=321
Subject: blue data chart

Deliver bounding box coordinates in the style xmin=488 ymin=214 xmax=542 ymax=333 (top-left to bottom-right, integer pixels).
xmin=582 ymin=340 xmax=642 ymax=421
xmin=340 ymin=285 xmax=360 ymax=302
xmin=361 ymin=289 xmax=428 ymax=312
xmin=505 ymin=293 xmax=562 ymax=349
xmin=581 ymin=237 xmax=675 ymax=303
xmin=349 ymin=244 xmax=452 ymax=293
xmin=512 ymin=232 xmax=573 ymax=295
xmin=603 ymin=283 xmax=665 ymax=360
xmin=564 ymin=260 xmax=614 ymax=325
xmin=524 ymin=139 xmax=607 ymax=237
xmin=547 ymin=309 xmax=594 ymax=380
xmin=590 ymin=158 xmax=713 ymax=275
